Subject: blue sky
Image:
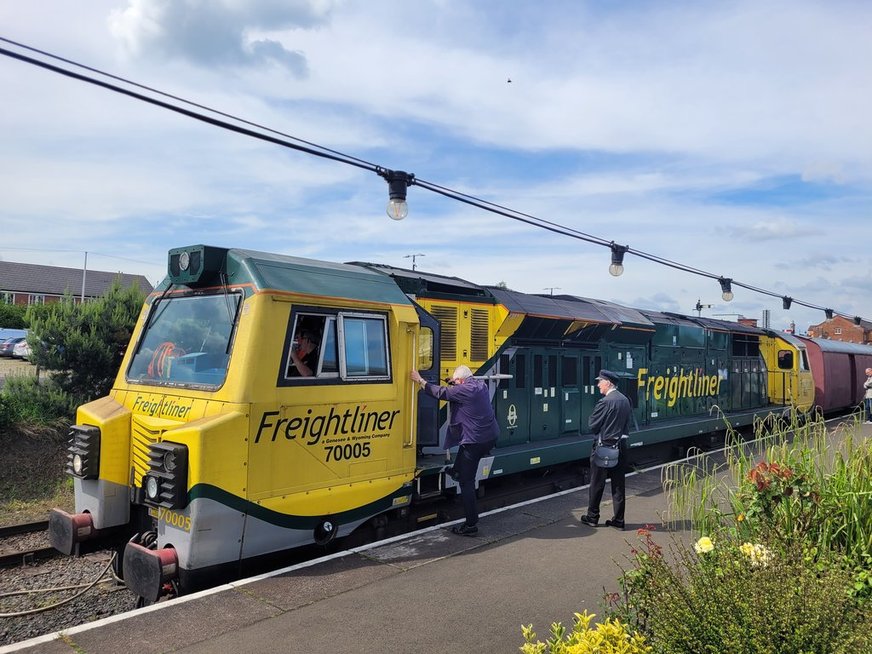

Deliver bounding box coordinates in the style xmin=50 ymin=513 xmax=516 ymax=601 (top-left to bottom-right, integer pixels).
xmin=1 ymin=0 xmax=871 ymax=333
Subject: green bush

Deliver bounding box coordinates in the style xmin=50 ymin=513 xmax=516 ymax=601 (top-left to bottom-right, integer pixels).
xmin=640 ymin=417 xmax=872 ymax=651
xmin=520 ymin=611 xmax=651 ymax=653
xmin=0 ymin=302 xmax=27 ymax=328
xmin=610 ymin=528 xmax=871 ymax=653
xmin=729 ymin=424 xmax=872 ymax=569
xmin=1 ymin=374 xmax=77 ymax=425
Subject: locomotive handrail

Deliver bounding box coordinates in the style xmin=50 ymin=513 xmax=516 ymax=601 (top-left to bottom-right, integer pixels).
xmin=405 ymin=328 xmax=415 ymax=448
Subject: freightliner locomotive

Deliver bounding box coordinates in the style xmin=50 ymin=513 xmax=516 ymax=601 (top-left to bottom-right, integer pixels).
xmin=48 ymin=245 xmax=872 ymax=601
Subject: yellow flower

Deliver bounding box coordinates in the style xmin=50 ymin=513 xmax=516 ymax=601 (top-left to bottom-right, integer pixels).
xmin=739 ymin=542 xmax=772 ymax=567
xmin=736 ymin=513 xmax=745 ymax=522
xmin=694 ymin=536 xmax=714 ymax=554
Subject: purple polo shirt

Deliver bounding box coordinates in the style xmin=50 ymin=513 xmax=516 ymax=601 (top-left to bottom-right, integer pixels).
xmin=422 ymin=377 xmax=500 ymax=449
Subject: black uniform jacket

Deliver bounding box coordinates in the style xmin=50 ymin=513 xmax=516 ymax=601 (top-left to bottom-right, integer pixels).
xmin=588 ymin=389 xmax=632 ymax=446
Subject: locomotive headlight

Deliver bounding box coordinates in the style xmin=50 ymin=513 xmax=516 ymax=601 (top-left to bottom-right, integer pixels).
xmin=178 ymin=251 xmax=190 ymax=271
xmin=142 ymin=441 xmax=189 ymax=509
xmin=145 ymin=476 xmax=159 ymax=500
xmin=65 ymin=425 xmax=101 ymax=479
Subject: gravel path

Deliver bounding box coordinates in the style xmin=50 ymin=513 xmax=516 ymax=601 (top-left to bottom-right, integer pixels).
xmin=0 ymin=531 xmax=138 ymax=647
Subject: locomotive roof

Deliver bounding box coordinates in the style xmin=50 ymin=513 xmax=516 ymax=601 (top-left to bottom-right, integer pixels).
xmin=486 ymin=287 xmax=613 ymax=324
xmin=639 ymin=309 xmax=700 ymax=328
xmin=686 ymin=315 xmax=765 ymax=335
xmin=345 ymin=262 xmax=490 ymax=299
xmin=230 ymin=249 xmax=413 ymax=305
xmin=771 ymin=331 xmax=808 ymax=348
xmin=554 ymin=295 xmax=655 ymax=329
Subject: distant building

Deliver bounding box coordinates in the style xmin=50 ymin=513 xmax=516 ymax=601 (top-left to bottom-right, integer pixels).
xmin=806 ymin=315 xmax=872 ymax=344
xmin=0 ymin=260 xmax=153 ymax=306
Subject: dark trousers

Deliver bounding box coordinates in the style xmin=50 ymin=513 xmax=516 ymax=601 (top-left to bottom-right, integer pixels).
xmin=586 ymin=456 xmax=626 ymax=523
xmin=452 ymin=440 xmax=496 ymax=527
xmin=865 ymin=397 xmax=872 ymax=420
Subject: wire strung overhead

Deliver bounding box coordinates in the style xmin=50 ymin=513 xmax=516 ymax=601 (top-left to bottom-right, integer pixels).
xmin=0 ymin=36 xmax=864 ymax=327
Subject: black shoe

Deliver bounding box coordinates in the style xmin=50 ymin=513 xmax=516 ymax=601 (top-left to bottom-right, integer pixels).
xmin=605 ymin=519 xmax=625 ymax=530
xmin=579 ymin=515 xmax=599 ymax=527
xmin=451 ymin=524 xmax=478 ymax=536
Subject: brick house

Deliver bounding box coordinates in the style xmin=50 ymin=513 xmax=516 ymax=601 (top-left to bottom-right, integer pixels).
xmin=806 ymin=315 xmax=872 ymax=344
xmin=0 ymin=260 xmax=153 ymax=306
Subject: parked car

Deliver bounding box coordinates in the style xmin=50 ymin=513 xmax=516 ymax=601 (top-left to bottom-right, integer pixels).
xmin=0 ymin=337 xmax=25 ymax=357
xmin=12 ymin=339 xmax=31 ymax=360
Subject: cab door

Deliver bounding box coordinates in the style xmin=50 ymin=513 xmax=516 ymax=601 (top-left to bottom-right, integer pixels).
xmin=413 ymin=301 xmax=441 ymax=447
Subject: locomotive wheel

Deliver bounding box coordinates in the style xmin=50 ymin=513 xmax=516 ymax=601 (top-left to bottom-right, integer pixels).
xmin=314 ymin=518 xmax=338 ymax=546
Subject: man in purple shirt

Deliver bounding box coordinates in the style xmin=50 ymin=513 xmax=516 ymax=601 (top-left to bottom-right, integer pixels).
xmin=411 ymin=365 xmax=499 ymax=536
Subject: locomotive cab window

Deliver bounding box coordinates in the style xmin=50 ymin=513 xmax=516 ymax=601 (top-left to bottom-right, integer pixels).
xmin=777 ymin=349 xmax=794 ymax=370
xmin=127 ymin=291 xmax=241 ymax=388
xmin=283 ymin=309 xmax=390 ymax=384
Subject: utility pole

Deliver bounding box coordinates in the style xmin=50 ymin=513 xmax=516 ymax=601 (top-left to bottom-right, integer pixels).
xmin=81 ymin=251 xmax=88 ymax=303
xmin=404 ymin=253 xmax=425 ymax=271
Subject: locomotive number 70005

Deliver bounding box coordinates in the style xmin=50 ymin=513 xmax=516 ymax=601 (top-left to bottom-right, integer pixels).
xmin=324 ymin=442 xmax=371 ymax=461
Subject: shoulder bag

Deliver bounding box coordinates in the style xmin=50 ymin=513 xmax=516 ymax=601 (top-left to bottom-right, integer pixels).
xmin=592 ymin=437 xmax=620 ymax=468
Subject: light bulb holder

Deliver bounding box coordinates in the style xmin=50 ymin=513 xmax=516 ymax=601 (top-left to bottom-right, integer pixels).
xmin=609 ymin=243 xmax=628 ymax=277
xmin=719 ymin=277 xmax=734 ymax=302
xmin=782 ymin=296 xmax=792 ymax=310
xmin=379 ymin=169 xmax=415 ymax=221
xmin=824 ymin=308 xmax=834 ymax=320
xmin=854 ymin=316 xmax=862 ymax=326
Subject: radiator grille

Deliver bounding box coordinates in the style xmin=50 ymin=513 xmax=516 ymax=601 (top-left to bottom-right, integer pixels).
xmin=470 ymin=309 xmax=489 ymax=361
xmin=131 ymin=415 xmax=164 ymax=488
xmin=430 ymin=305 xmax=457 ymax=360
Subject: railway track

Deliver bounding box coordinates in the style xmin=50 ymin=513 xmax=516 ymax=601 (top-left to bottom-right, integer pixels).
xmin=0 ymin=520 xmax=48 ymax=538
xmin=0 ymin=520 xmax=59 ymax=567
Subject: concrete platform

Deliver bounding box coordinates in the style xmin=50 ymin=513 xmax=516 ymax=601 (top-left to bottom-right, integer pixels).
xmin=5 ymin=464 xmax=692 ymax=654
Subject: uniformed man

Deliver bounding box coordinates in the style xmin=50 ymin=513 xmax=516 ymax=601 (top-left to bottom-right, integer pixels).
xmin=580 ymin=370 xmax=632 ymax=530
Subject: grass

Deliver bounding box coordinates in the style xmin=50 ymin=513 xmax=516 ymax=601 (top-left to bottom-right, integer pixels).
xmin=0 ymin=424 xmax=74 ymax=526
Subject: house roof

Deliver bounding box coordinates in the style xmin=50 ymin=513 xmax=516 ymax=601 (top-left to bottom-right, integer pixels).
xmin=0 ymin=261 xmax=153 ymax=297
xmin=807 ymin=315 xmax=872 ymax=331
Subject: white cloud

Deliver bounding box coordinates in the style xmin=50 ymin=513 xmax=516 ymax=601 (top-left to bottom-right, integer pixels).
xmin=107 ymin=0 xmax=334 ymax=73
xmin=0 ymin=0 xmax=870 ymax=332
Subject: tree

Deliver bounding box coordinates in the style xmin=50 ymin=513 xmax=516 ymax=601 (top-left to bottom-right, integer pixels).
xmin=26 ymin=279 xmax=146 ymax=406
